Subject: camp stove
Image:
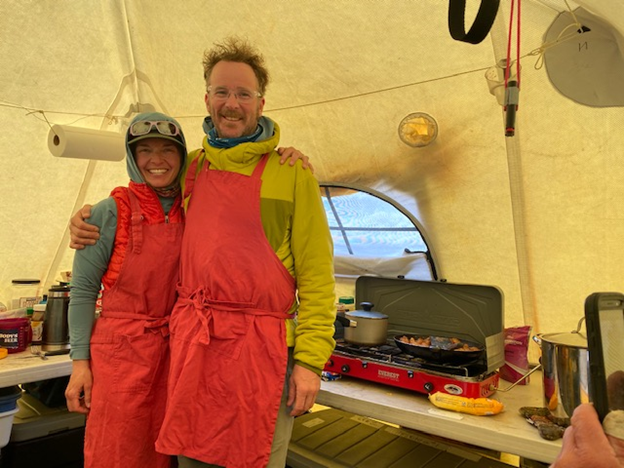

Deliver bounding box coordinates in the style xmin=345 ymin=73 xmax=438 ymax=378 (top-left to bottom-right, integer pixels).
xmin=325 ymin=340 xmax=499 ymax=398
xmin=325 ymin=277 xmax=505 ymax=398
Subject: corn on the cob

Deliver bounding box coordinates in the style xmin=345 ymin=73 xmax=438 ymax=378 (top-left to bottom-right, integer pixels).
xmin=428 ymin=391 xmax=504 ymax=416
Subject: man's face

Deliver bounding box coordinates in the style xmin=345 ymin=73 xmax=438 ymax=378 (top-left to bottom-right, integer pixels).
xmin=205 ymin=61 xmax=265 ymax=139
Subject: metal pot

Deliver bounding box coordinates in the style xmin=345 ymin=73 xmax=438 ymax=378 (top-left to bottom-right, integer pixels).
xmin=534 ymin=317 xmax=591 ymax=418
xmin=335 ymin=302 xmax=388 ymax=346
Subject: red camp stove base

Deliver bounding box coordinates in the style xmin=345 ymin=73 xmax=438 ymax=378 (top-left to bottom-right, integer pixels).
xmin=325 ymin=353 xmax=499 ymax=399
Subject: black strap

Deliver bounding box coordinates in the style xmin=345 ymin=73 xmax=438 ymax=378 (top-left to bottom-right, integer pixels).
xmin=448 ymin=0 xmax=500 ymax=44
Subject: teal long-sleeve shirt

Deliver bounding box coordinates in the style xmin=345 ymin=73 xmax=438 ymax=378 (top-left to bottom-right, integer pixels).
xmin=69 ymin=195 xmax=175 ymax=360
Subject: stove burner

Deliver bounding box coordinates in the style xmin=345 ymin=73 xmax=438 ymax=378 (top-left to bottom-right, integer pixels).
xmin=334 ymin=340 xmax=487 ymax=378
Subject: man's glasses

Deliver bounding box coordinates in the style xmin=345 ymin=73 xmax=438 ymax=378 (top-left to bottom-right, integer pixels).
xmin=207 ymin=86 xmax=262 ymax=103
xmin=129 ymin=121 xmax=181 ymax=137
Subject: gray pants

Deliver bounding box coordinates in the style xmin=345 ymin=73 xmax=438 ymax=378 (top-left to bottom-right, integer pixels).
xmin=178 ymin=351 xmax=295 ymax=468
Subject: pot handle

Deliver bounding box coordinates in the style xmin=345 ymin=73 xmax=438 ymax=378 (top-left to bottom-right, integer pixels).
xmin=532 ymin=334 xmax=542 ymax=347
xmin=573 ymin=316 xmax=586 ymax=334
xmin=335 ymin=312 xmax=357 ymax=328
xmin=496 ymin=363 xmax=542 ymax=392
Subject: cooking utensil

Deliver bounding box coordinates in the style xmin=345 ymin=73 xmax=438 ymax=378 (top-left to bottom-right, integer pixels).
xmin=394 ymin=334 xmax=485 ymax=365
xmin=534 ymin=317 xmax=590 ymax=419
xmin=335 ymin=302 xmax=388 ymax=346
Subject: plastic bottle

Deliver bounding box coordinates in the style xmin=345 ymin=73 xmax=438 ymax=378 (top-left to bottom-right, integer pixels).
xmin=338 ymin=296 xmax=355 ymax=312
xmin=30 ymin=304 xmax=46 ymax=351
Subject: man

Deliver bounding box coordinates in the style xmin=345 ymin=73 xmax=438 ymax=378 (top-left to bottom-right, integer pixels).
xmin=151 ymin=37 xmax=336 ymax=468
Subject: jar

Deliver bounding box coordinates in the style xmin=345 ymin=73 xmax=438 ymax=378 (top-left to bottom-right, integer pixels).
xmin=31 ymin=304 xmax=46 ymax=346
xmin=10 ymin=279 xmax=41 ymax=310
xmin=0 ymin=318 xmax=32 ymax=353
xmin=338 ymin=296 xmax=355 ymax=312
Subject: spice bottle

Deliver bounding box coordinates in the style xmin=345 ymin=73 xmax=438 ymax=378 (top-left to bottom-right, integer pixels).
xmin=338 ymin=296 xmax=355 ymax=312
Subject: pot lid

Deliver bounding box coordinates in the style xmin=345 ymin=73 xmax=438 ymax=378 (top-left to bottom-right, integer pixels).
xmin=541 ymin=331 xmax=587 ymax=348
xmin=346 ymin=310 xmax=387 ymax=320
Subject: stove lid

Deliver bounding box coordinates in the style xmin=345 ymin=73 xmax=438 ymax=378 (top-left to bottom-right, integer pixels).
xmin=355 ymin=277 xmax=504 ymax=373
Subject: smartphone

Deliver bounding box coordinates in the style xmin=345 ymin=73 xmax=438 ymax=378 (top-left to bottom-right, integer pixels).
xmin=585 ymin=292 xmax=624 ymax=421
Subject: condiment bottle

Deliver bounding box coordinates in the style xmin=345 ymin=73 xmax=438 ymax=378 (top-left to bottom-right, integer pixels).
xmin=338 ymin=296 xmax=355 ymax=312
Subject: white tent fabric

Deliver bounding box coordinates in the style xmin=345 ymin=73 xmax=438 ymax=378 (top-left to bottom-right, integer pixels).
xmin=1 ymin=0 xmax=623 ymax=347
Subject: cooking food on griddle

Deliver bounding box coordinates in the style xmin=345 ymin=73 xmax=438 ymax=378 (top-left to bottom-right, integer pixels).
xmin=399 ymin=335 xmax=431 ymax=347
xmin=398 ymin=335 xmax=481 ymax=351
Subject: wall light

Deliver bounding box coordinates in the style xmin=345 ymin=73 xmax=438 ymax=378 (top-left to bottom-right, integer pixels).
xmin=398 ymin=113 xmax=438 ymax=148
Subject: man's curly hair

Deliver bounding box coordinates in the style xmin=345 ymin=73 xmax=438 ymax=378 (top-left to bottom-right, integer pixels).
xmin=203 ymin=37 xmax=269 ymax=96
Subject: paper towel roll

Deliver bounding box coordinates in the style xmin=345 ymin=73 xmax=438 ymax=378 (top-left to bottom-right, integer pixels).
xmin=48 ymin=125 xmax=126 ymax=161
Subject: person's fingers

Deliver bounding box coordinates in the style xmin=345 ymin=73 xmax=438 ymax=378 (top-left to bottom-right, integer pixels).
xmin=296 ymin=155 xmax=309 ymax=168
xmin=277 ymin=146 xmax=293 ymax=164
xmin=83 ymin=383 xmax=92 ymax=409
xmin=286 ymin=375 xmax=297 ymax=408
xmin=70 ymin=221 xmax=100 ymax=234
xmin=80 ymin=204 xmax=93 ymax=219
xmin=65 ymin=386 xmax=86 ymax=414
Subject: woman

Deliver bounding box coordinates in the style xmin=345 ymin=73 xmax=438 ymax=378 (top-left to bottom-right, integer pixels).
xmin=65 ymin=112 xmax=187 ymax=468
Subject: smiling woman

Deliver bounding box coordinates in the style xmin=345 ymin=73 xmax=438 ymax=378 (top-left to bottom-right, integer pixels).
xmin=133 ymin=139 xmax=183 ymax=189
xmin=65 ymin=112 xmax=188 ymax=468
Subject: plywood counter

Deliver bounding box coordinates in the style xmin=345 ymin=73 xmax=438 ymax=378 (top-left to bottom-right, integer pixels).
xmin=1 ymin=351 xmax=560 ymax=464
xmin=317 ymin=374 xmax=561 ymax=464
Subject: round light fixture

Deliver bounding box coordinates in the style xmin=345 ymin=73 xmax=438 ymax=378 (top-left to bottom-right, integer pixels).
xmin=398 ymin=112 xmax=438 ymax=148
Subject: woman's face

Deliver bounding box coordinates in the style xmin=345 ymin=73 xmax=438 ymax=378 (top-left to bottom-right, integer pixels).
xmin=134 ymin=137 xmax=182 ymax=188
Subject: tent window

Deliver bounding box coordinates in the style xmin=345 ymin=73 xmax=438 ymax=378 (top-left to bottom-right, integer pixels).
xmin=320 ymin=184 xmax=439 ymax=281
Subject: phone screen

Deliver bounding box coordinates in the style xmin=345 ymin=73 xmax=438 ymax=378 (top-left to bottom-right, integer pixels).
xmin=598 ymin=303 xmax=624 ymax=412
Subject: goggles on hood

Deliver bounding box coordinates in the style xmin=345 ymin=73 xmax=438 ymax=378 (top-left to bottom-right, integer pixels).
xmin=129 ymin=120 xmax=181 ymax=138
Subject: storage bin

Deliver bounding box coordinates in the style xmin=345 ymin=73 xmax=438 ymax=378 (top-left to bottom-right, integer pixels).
xmin=1 ymin=392 xmax=85 ymax=468
xmin=0 ymin=387 xmax=22 ymax=449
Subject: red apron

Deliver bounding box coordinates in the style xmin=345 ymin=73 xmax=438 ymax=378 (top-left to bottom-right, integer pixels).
xmin=156 ymin=155 xmax=296 ymax=468
xmin=85 ymin=190 xmax=183 ymax=468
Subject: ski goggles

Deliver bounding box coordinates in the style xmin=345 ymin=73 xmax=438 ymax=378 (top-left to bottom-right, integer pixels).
xmin=129 ymin=120 xmax=181 ymax=138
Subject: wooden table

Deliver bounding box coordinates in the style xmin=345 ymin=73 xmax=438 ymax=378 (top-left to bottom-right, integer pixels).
xmin=317 ymin=374 xmax=561 ymax=464
xmin=1 ymin=351 xmax=561 ymax=464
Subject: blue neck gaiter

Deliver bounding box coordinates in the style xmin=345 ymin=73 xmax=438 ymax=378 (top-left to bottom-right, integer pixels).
xmin=203 ymin=116 xmax=275 ymax=148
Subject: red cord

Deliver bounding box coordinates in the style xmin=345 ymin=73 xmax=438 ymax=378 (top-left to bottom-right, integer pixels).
xmin=505 ymin=0 xmax=516 ymax=89
xmin=517 ymin=0 xmax=521 ymax=89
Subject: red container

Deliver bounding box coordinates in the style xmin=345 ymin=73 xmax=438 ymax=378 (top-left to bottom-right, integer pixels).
xmin=0 ymin=318 xmax=32 ymax=353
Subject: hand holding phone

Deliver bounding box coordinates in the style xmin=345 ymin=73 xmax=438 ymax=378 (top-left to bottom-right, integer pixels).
xmin=585 ymin=292 xmax=624 ymax=421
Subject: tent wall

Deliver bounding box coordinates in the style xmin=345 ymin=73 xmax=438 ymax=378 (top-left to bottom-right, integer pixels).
xmin=1 ymin=0 xmax=623 ymax=341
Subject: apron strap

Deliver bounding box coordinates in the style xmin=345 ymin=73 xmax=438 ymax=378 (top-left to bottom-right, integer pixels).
xmin=251 ymin=153 xmax=269 ymax=179
xmin=127 ymin=190 xmax=143 ymax=254
xmin=183 ymin=150 xmax=203 ymax=201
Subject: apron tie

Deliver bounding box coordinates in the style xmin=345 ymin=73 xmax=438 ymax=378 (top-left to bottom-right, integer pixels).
xmin=143 ymin=317 xmax=170 ymax=337
xmin=177 ymin=285 xmax=296 ymax=345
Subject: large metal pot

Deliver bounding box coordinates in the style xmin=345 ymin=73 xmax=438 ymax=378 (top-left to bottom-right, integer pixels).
xmin=534 ymin=318 xmax=591 ymax=418
xmin=335 ymin=302 xmax=388 ymax=346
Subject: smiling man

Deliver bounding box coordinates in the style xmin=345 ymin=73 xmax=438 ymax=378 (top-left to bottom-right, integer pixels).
xmin=154 ymin=38 xmax=336 ymax=468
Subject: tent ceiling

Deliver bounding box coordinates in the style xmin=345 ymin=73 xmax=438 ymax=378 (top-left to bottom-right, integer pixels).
xmin=1 ymin=0 xmax=623 ymax=339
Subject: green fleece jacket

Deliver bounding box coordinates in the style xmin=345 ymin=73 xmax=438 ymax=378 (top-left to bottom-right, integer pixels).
xmin=182 ymin=119 xmax=336 ymax=375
